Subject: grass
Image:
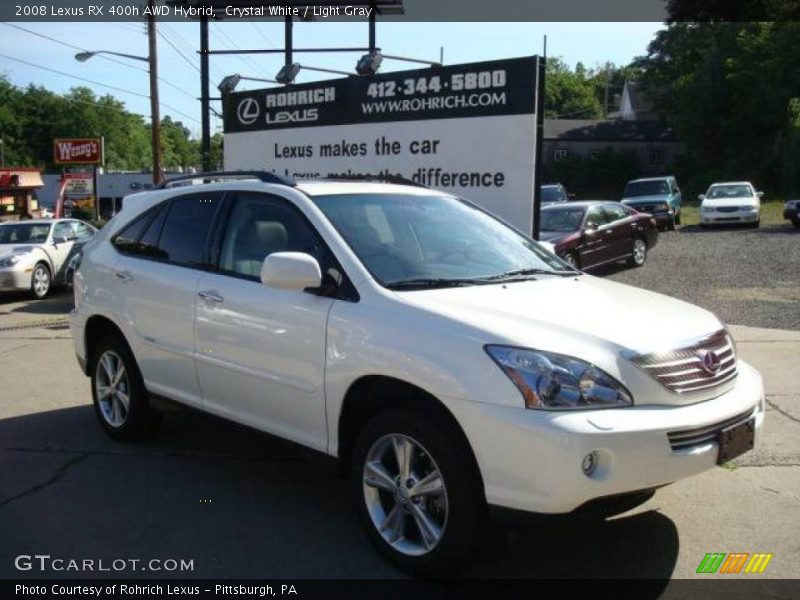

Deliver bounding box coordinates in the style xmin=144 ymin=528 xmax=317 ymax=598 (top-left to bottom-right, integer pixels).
xmin=679 ymin=200 xmax=789 ymax=227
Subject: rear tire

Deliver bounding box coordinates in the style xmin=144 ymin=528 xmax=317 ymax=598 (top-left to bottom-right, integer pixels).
xmin=90 ymin=334 xmax=161 ymax=441
xmin=30 ymin=262 xmax=51 ymax=299
xmin=351 ymin=409 xmax=486 ymax=576
xmin=793 ymin=219 xmax=800 ymax=229
xmin=674 ymin=212 xmax=681 ymax=225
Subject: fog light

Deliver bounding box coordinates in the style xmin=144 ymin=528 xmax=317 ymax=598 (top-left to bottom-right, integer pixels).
xmin=582 ymin=451 xmax=598 ymax=477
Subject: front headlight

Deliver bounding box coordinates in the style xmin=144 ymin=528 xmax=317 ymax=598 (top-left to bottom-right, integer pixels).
xmin=485 ymin=345 xmax=633 ymax=410
xmin=0 ymin=253 xmax=24 ymax=268
xmin=701 ymin=206 xmax=714 ymax=213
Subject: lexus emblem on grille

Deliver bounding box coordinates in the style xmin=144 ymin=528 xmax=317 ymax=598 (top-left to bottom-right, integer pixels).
xmin=698 ymin=350 xmax=722 ymax=375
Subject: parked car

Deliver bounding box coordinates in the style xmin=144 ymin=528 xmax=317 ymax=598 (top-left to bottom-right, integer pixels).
xmin=71 ymin=173 xmax=764 ymax=574
xmin=540 ymin=183 xmax=571 ymax=206
xmin=0 ymin=218 xmax=96 ymax=299
xmin=782 ymin=199 xmax=800 ymax=228
xmin=539 ymin=201 xmax=658 ymax=270
xmin=621 ymin=176 xmax=682 ymax=231
xmin=699 ymin=182 xmax=763 ymax=228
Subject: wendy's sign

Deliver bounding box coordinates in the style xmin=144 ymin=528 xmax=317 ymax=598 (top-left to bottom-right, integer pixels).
xmin=53 ymin=138 xmax=104 ymax=165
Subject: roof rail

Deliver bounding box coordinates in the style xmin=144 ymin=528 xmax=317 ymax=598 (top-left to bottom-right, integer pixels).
xmin=321 ymin=173 xmax=427 ymax=188
xmin=157 ymin=171 xmax=296 ymax=189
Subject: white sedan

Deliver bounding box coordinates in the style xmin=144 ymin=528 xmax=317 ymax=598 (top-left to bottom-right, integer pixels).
xmin=0 ymin=219 xmax=97 ymax=299
xmin=699 ymin=181 xmax=763 ymax=227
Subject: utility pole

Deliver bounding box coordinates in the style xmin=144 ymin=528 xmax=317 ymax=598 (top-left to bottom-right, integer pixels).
xmin=200 ymin=16 xmax=211 ymax=171
xmin=147 ymin=0 xmax=162 ymax=184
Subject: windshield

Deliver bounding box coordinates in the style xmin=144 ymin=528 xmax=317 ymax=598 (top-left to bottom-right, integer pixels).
xmin=624 ymin=180 xmax=669 ymax=198
xmin=0 ymin=223 xmax=51 ymax=244
xmin=541 ymin=186 xmax=563 ymax=203
xmin=707 ymin=184 xmax=753 ymax=199
xmin=540 ymin=207 xmax=585 ymax=232
xmin=309 ymin=193 xmax=573 ymax=288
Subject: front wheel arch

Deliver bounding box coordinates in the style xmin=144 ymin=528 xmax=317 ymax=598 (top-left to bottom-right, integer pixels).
xmin=337 ymin=376 xmax=484 ymax=498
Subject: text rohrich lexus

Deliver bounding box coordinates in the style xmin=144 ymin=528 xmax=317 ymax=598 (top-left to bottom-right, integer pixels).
xmin=70 ymin=173 xmax=764 ymax=574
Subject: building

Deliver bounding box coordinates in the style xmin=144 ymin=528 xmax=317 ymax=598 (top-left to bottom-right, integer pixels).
xmin=543 ymin=118 xmax=684 ymax=174
xmin=0 ymin=168 xmax=45 ymax=221
xmin=609 ymin=80 xmax=660 ymax=121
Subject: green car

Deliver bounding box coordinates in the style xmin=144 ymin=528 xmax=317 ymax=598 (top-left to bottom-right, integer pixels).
xmin=621 ymin=176 xmax=682 ymax=231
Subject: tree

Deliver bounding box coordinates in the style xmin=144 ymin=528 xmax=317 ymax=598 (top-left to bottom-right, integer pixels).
xmin=544 ymin=58 xmax=603 ymax=119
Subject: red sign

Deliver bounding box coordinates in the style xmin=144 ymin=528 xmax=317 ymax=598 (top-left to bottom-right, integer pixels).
xmin=53 ymin=138 xmax=103 ymax=165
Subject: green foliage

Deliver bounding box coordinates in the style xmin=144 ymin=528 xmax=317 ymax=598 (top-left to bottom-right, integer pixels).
xmin=544 ymin=148 xmax=641 ymax=198
xmin=545 ymin=58 xmax=603 ymax=119
xmin=0 ymin=76 xmax=202 ymax=172
xmin=635 ymin=22 xmax=800 ymax=195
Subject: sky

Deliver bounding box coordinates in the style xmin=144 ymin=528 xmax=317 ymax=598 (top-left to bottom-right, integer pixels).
xmin=0 ymin=21 xmax=664 ymax=137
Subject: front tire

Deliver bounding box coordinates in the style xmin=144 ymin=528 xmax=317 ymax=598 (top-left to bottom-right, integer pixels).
xmin=30 ymin=262 xmax=51 ymax=299
xmin=351 ymin=410 xmax=485 ymax=576
xmin=628 ymin=237 xmax=647 ymax=267
xmin=562 ymin=251 xmax=579 ymax=269
xmin=90 ymin=335 xmax=160 ymax=441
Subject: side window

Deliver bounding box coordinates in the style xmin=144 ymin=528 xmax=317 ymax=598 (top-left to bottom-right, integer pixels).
xmin=136 ymin=204 xmax=169 ymax=259
xmin=603 ymin=204 xmax=629 ymax=223
xmin=585 ymin=207 xmax=607 ymax=227
xmin=155 ymin=193 xmax=222 ymax=267
xmin=71 ymin=221 xmax=94 ymax=241
xmin=112 ymin=213 xmax=152 ymax=254
xmin=53 ymin=222 xmax=74 ymax=241
xmin=218 ymin=193 xmax=327 ymax=280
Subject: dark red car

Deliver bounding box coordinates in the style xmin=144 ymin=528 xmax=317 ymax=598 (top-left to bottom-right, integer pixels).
xmin=539 ymin=201 xmax=659 ymax=270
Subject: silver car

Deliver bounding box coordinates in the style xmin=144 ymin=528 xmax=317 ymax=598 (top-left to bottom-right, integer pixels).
xmin=0 ymin=219 xmax=97 ymax=299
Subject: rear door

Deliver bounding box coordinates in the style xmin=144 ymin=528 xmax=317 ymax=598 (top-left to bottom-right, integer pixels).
xmin=601 ymin=203 xmax=634 ymax=260
xmin=110 ymin=191 xmax=224 ymax=407
xmin=193 ymin=191 xmax=337 ymax=451
xmin=579 ymin=205 xmax=612 ymax=267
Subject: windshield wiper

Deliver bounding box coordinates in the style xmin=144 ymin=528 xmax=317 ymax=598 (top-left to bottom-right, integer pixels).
xmin=385 ymin=278 xmax=491 ymax=290
xmin=483 ymin=268 xmax=576 ymax=281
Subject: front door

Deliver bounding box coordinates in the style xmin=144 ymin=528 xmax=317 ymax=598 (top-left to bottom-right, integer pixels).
xmin=194 ymin=192 xmax=336 ymax=451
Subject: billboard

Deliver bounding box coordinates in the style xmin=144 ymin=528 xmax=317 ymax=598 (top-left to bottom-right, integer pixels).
xmin=53 ymin=138 xmax=104 ymax=165
xmin=223 ymin=57 xmax=539 ymax=233
xmin=62 ymin=173 xmax=94 ymax=195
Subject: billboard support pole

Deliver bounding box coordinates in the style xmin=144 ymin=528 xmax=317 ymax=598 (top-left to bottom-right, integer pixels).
xmin=532 ymin=40 xmax=547 ymax=240
xmin=368 ymin=11 xmax=376 ymax=53
xmin=284 ymin=17 xmax=293 ymax=66
xmin=200 ymin=16 xmax=211 ymax=171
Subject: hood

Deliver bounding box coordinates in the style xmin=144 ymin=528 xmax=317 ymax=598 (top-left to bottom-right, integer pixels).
xmin=395 ymin=275 xmax=722 ymax=356
xmin=0 ymin=244 xmax=37 ymax=258
xmin=622 ymin=195 xmax=669 ymax=205
xmin=702 ymin=197 xmax=757 ymax=208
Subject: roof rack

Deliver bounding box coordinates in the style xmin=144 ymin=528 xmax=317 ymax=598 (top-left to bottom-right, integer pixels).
xmin=157 ymin=171 xmax=296 ymax=189
xmin=320 ymin=173 xmax=427 ymax=188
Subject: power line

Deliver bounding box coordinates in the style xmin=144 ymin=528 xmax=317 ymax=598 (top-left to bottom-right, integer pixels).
xmin=250 ymin=22 xmax=278 ymax=49
xmin=212 ymin=24 xmax=270 ymax=78
xmin=0 ymin=23 xmax=148 ymax=74
xmin=157 ymin=28 xmax=201 ymax=74
xmin=2 ymin=22 xmax=197 ymax=103
xmin=0 ymin=51 xmax=200 ymax=125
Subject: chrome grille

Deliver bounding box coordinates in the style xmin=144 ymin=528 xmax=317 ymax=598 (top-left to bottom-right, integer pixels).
xmin=630 ymin=330 xmax=738 ymax=394
xmin=717 ymin=206 xmax=739 ymax=213
xmin=667 ymin=409 xmax=754 ymax=451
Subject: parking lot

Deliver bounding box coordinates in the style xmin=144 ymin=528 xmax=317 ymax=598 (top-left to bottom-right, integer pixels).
xmin=0 ymin=223 xmax=798 ymax=580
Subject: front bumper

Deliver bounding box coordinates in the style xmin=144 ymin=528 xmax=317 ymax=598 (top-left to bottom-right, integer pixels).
xmin=701 ymin=209 xmax=759 ymax=224
xmin=784 ymin=207 xmax=799 ymax=221
xmin=449 ymin=360 xmax=764 ymax=514
xmin=0 ymin=268 xmax=33 ymax=292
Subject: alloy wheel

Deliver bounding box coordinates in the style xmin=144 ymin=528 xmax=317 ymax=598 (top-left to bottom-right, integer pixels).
xmin=95 ymin=350 xmax=131 ymax=428
xmin=32 ymin=265 xmax=50 ymax=298
xmin=633 ymin=239 xmax=647 ymax=265
xmin=362 ymin=433 xmax=449 ymax=557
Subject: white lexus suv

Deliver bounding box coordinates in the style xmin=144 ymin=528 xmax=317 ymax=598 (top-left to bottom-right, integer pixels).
xmin=70 ymin=172 xmax=764 ymax=574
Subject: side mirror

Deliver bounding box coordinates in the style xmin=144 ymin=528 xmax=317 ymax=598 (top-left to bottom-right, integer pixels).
xmin=53 ymin=236 xmax=68 ymax=244
xmin=757 ymin=191 xmax=764 ymax=198
xmin=584 ymin=221 xmax=598 ymax=233
xmin=261 ymin=252 xmax=322 ymax=291
xmin=697 ymin=194 xmax=705 ymax=201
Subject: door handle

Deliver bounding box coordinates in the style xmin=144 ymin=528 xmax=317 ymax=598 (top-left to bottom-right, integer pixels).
xmin=115 ymin=271 xmax=134 ymax=282
xmin=198 ymin=290 xmax=224 ymax=303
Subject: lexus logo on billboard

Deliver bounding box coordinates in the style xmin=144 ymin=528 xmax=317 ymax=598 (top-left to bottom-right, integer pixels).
xmin=237 ymin=98 xmax=260 ymax=125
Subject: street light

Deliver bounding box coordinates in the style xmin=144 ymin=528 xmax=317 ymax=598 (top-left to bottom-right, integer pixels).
xmin=275 ymin=63 xmax=352 ymax=85
xmin=72 ymin=0 xmax=162 ymax=184
xmin=218 ymin=74 xmax=281 ymax=94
